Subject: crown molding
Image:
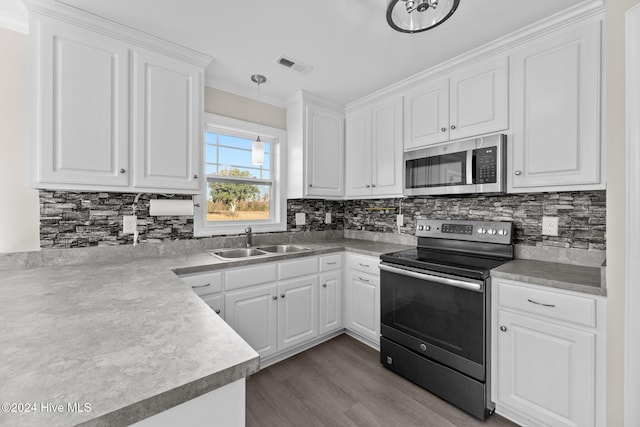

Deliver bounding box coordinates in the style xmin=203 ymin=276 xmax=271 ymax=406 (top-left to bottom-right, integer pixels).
xmin=22 ymin=0 xmax=212 ymax=67
xmin=0 ymin=10 xmax=29 ymax=33
xmin=346 ymin=0 xmax=605 ymax=112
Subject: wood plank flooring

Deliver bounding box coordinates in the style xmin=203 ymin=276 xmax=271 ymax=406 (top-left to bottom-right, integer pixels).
xmin=246 ymin=334 xmax=518 ymax=427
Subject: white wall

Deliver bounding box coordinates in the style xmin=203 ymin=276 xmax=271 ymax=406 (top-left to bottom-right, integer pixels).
xmin=204 ymin=86 xmax=286 ymax=130
xmin=0 ymin=26 xmax=40 ymax=253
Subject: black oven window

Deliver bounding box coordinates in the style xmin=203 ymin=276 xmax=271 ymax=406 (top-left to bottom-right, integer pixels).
xmin=405 ymin=151 xmax=467 ymax=189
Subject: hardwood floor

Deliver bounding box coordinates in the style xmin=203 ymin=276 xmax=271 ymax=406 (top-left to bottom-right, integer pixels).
xmin=246 ymin=334 xmax=518 ymax=427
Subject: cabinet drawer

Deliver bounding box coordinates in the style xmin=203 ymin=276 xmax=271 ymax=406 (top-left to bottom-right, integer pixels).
xmin=346 ymin=253 xmax=379 ymax=276
xmin=278 ymin=257 xmax=318 ymax=280
xmin=320 ymin=254 xmax=342 ymax=271
xmin=225 ymin=263 xmax=277 ymax=291
xmin=496 ymin=280 xmax=597 ymax=328
xmin=201 ymin=293 xmax=224 ymax=319
xmin=179 ymin=271 xmax=223 ymax=296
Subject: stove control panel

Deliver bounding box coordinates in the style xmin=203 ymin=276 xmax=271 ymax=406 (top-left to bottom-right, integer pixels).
xmin=415 ymin=218 xmax=513 ymax=244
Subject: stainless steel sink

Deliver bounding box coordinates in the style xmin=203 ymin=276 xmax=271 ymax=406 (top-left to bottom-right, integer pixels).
xmin=209 ymin=248 xmax=267 ymax=260
xmin=257 ymin=245 xmax=310 ymax=254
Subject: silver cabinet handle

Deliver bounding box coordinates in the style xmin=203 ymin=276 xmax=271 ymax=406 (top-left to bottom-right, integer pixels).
xmin=450 ymin=125 xmax=456 ymax=130
xmin=193 ymin=174 xmax=198 ymax=179
xmin=372 ymin=184 xmax=376 ymax=188
xmin=365 ymin=185 xmax=370 ymax=188
xmin=359 ymin=263 xmax=370 ymax=268
xmin=272 ymin=296 xmax=278 ymax=301
xmin=358 ymin=276 xmax=370 ymax=282
xmin=280 ymin=293 xmax=285 ymax=298
xmin=322 ymin=284 xmax=327 ymax=288
xmin=309 ymin=184 xmax=313 ymax=187
xmin=500 ymin=326 xmax=507 ymax=332
xmin=379 ymin=263 xmax=483 ymax=292
xmin=191 ymin=283 xmax=211 ymax=289
xmin=515 ymin=171 xmax=522 ymax=176
xmin=441 ymin=127 xmax=447 ymax=132
xmin=527 ymin=298 xmax=556 ymax=308
xmin=214 ymin=309 xmax=221 ymax=314
xmin=327 ymin=262 xmax=337 ymax=265
xmin=120 ymin=168 xmax=126 ymax=174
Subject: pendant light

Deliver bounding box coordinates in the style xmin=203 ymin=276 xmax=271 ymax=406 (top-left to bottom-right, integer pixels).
xmin=387 ymin=0 xmax=459 ymax=34
xmin=251 ymin=74 xmax=266 ymax=166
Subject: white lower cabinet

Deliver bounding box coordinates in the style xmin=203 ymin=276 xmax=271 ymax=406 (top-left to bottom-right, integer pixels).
xmin=278 ymin=276 xmax=319 ymax=351
xmin=319 ymin=270 xmax=342 ymax=335
xmin=344 ymin=253 xmax=380 ymax=345
xmin=492 ymin=278 xmax=606 ymax=427
xmin=225 ymin=283 xmax=278 ymax=359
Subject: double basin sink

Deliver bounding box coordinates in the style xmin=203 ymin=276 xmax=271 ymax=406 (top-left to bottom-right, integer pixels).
xmin=209 ymin=245 xmax=311 ymax=260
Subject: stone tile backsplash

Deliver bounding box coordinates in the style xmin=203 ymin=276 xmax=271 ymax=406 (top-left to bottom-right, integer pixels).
xmin=39 ymin=190 xmax=606 ymax=251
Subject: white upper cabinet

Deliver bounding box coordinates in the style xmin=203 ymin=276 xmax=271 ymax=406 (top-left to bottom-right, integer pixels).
xmin=346 ymin=96 xmax=403 ymax=198
xmin=26 ymin=1 xmax=210 ymax=194
xmin=31 ymin=17 xmax=130 ymax=188
xmin=287 ymin=91 xmax=345 ymax=199
xmin=509 ymin=21 xmax=603 ymax=192
xmin=131 ymin=49 xmax=201 ymax=191
xmin=403 ymin=57 xmax=508 ymax=151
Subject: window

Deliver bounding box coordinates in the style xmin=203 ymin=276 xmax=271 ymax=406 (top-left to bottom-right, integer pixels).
xmin=194 ymin=114 xmax=287 ymax=236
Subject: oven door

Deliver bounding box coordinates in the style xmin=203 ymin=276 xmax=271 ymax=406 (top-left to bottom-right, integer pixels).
xmin=379 ymin=262 xmax=486 ymax=381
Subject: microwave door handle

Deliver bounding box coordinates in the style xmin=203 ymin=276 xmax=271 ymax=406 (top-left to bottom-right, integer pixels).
xmin=379 ymin=264 xmax=483 ymax=292
xmin=466 ymin=149 xmax=474 ymax=185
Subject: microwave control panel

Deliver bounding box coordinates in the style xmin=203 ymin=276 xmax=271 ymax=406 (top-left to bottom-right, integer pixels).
xmin=473 ymin=147 xmax=497 ymax=184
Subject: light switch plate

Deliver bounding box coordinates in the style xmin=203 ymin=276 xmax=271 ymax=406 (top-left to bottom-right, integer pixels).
xmin=123 ymin=215 xmax=137 ymax=234
xmin=295 ymin=212 xmax=306 ymax=226
xmin=325 ymin=212 xmax=331 ymax=224
xmin=396 ymin=214 xmax=404 ymax=227
xmin=542 ymin=216 xmax=559 ymax=236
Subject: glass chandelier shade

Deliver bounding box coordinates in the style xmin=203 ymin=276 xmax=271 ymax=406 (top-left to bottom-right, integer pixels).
xmin=387 ymin=0 xmax=460 ymax=34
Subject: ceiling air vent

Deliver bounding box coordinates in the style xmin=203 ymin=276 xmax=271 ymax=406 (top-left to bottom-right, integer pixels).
xmin=276 ymin=55 xmax=313 ymax=74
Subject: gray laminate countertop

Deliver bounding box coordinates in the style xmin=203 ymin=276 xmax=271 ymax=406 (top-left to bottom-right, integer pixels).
xmin=491 ymin=259 xmax=605 ymax=296
xmin=0 ymin=238 xmax=411 ymax=427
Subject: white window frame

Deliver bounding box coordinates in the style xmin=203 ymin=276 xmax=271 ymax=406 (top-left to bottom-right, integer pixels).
xmin=194 ymin=113 xmax=287 ymax=236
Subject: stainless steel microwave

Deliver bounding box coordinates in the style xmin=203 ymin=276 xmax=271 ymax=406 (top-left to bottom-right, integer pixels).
xmin=404 ymin=134 xmax=506 ymax=196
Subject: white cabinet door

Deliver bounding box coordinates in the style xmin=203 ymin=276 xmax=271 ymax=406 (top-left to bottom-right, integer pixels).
xmin=319 ymin=270 xmax=342 ymax=335
xmin=496 ymin=309 xmax=596 ymax=427
xmin=34 ymin=18 xmax=129 ymax=187
xmin=201 ymin=293 xmax=224 ymax=319
xmin=345 ymin=109 xmax=372 ymax=197
xmin=371 ymin=97 xmax=403 ymax=196
xmin=225 ymin=283 xmax=278 ymax=358
xmin=277 ymin=276 xmax=318 ymax=352
xmin=345 ymin=271 xmax=379 ymax=344
xmin=132 ymin=49 xmax=201 ymax=192
xmin=449 ymin=56 xmax=508 ymax=141
xmin=403 ymin=77 xmax=450 ymax=150
xmin=509 ymin=22 xmax=602 ymax=191
xmin=305 ymin=104 xmax=345 ymax=197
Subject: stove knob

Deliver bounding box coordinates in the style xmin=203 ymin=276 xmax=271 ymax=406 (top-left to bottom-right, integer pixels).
xmin=424 ymin=225 xmax=431 ymax=231
xmin=477 ymin=227 xmax=487 ymax=234
xmin=488 ymin=228 xmax=497 ymax=235
xmin=497 ymin=229 xmax=508 ymax=236
xmin=417 ymin=225 xmax=424 ymax=231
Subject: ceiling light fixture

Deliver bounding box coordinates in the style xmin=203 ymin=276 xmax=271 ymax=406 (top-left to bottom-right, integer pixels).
xmin=251 ymin=74 xmax=266 ymax=166
xmin=386 ymin=0 xmax=459 ymax=34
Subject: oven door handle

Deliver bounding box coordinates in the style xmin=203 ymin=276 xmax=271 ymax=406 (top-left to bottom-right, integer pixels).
xmin=379 ymin=264 xmax=483 ymax=292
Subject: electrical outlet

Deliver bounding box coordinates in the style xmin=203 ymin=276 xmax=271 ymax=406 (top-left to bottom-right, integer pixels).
xmin=542 ymin=216 xmax=559 ymax=236
xmin=123 ymin=215 xmax=137 ymax=234
xmin=325 ymin=212 xmax=332 ymax=224
xmin=396 ymin=214 xmax=404 ymax=227
xmin=295 ymin=212 xmax=306 ymax=226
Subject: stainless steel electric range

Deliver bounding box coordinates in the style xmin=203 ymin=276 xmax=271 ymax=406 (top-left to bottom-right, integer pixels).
xmin=379 ymin=218 xmax=514 ymax=420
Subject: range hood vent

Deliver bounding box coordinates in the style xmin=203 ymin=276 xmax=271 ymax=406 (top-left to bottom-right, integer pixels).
xmin=276 ymin=55 xmax=313 ymax=74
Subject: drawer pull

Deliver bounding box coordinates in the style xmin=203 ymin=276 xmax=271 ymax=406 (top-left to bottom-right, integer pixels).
xmin=358 ymin=276 xmax=370 ymax=283
xmin=327 ymin=262 xmax=337 ymax=265
xmin=214 ymin=309 xmax=221 ymax=314
xmin=192 ymin=283 xmax=211 ymax=289
xmin=322 ymin=284 xmax=327 ymax=288
xmin=359 ymin=263 xmax=370 ymax=267
xmin=527 ymin=298 xmax=556 ymax=308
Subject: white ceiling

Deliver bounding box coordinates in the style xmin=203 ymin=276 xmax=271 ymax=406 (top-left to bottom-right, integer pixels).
xmin=11 ymin=0 xmax=587 ymax=106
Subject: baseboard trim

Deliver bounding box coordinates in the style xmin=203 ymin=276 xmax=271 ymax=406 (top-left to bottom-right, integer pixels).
xmin=258 ymin=329 xmax=345 ymax=369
